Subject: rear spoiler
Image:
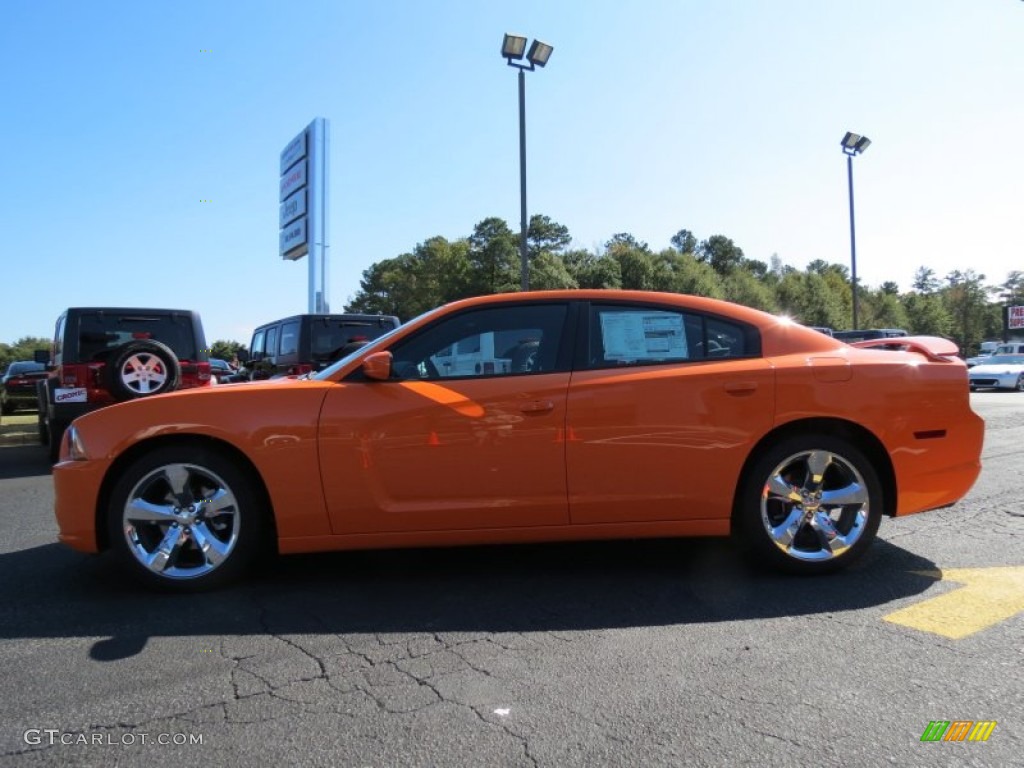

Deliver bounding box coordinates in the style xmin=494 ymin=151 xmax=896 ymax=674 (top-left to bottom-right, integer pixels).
xmin=849 ymin=335 xmax=960 ymax=362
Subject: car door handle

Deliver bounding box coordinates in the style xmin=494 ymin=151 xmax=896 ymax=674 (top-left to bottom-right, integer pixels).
xmin=520 ymin=400 xmax=555 ymax=414
xmin=724 ymin=382 xmax=758 ymax=396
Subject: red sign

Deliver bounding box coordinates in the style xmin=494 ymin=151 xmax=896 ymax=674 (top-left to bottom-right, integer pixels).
xmin=1010 ymin=305 xmax=1024 ymax=330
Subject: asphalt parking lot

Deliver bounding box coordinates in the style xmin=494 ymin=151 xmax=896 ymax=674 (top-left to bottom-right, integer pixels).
xmin=0 ymin=394 xmax=1021 ymax=767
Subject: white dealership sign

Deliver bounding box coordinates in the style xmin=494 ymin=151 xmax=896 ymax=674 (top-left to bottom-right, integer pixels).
xmin=277 ymin=119 xmax=330 ymax=315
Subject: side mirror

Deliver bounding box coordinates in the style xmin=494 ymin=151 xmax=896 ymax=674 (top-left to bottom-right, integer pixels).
xmin=361 ymin=351 xmax=393 ymax=381
xmin=236 ymin=349 xmax=249 ymax=363
xmin=33 ymin=349 xmax=51 ymax=365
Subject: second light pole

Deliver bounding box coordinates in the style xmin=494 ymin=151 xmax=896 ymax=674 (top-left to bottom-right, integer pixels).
xmin=502 ymin=34 xmax=553 ymax=291
xmin=841 ymin=131 xmax=871 ymax=330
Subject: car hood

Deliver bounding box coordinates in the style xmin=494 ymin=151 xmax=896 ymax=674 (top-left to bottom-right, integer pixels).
xmin=969 ymin=363 xmax=1024 ymax=374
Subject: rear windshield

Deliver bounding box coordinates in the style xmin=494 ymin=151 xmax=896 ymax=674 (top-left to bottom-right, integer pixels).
xmin=5 ymin=361 xmax=45 ymax=376
xmin=310 ymin=318 xmax=400 ymax=361
xmin=75 ymin=312 xmax=198 ymax=362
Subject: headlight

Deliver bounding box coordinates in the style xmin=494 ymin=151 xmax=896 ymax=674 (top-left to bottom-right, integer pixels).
xmin=66 ymin=424 xmax=89 ymax=461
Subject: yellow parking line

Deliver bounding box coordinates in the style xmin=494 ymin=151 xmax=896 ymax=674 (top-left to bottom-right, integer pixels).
xmin=884 ymin=566 xmax=1024 ymax=639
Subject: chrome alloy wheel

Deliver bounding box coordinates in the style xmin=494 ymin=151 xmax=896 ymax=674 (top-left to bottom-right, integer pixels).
xmin=760 ymin=449 xmax=870 ymax=562
xmin=122 ymin=463 xmax=241 ymax=580
xmin=119 ymin=352 xmax=168 ymax=394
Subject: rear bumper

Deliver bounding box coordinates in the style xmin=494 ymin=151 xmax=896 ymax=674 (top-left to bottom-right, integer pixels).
xmin=893 ymin=411 xmax=984 ymax=516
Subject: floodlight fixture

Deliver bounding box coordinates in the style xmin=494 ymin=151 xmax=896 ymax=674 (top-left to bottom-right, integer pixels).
xmin=527 ymin=40 xmax=553 ymax=67
xmin=502 ymin=34 xmax=527 ymax=60
xmin=841 ymin=131 xmax=871 ymax=155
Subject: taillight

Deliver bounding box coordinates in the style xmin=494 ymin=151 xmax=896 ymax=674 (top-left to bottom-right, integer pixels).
xmin=196 ymin=362 xmax=211 ymax=382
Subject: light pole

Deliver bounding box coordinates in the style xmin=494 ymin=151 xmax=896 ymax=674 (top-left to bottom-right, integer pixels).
xmin=501 ymin=34 xmax=553 ymax=291
xmin=841 ymin=131 xmax=870 ymax=330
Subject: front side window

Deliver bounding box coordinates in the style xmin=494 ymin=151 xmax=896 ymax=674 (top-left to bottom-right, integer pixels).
xmin=588 ymin=305 xmax=757 ymax=368
xmin=388 ymin=304 xmax=568 ymax=380
xmin=250 ymin=330 xmax=265 ymax=360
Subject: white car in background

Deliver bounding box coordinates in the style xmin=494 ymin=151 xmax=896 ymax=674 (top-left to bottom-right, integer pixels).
xmin=968 ymin=354 xmax=1024 ymax=391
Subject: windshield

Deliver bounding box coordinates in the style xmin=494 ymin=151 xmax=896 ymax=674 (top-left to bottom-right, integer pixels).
xmin=980 ymin=355 xmax=1024 ymax=366
xmin=312 ymin=306 xmax=443 ymax=380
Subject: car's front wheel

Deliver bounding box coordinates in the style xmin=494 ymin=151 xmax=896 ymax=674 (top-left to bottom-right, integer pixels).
xmin=737 ymin=434 xmax=883 ymax=574
xmin=107 ymin=446 xmax=267 ymax=590
xmin=1015 ymin=374 xmax=1024 ymax=393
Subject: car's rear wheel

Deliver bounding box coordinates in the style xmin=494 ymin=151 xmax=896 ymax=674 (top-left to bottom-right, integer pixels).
xmin=1015 ymin=374 xmax=1024 ymax=393
xmin=737 ymin=434 xmax=883 ymax=574
xmin=107 ymin=446 xmax=266 ymax=591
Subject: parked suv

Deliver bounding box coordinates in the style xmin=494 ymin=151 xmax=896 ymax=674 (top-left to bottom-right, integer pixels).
xmin=1 ymin=361 xmax=48 ymax=414
xmin=37 ymin=307 xmax=212 ymax=461
xmin=247 ymin=313 xmax=401 ymax=379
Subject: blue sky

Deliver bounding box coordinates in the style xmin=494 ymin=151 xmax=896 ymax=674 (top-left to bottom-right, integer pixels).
xmin=2 ymin=0 xmax=1021 ymax=344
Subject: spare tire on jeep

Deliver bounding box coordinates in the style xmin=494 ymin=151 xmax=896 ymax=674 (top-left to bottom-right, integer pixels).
xmin=105 ymin=340 xmax=182 ymax=401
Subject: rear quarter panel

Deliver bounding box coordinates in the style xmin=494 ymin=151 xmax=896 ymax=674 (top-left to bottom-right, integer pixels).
xmin=770 ymin=346 xmax=982 ymax=515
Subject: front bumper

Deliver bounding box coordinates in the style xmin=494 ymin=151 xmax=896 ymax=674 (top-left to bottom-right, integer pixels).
xmin=969 ymin=374 xmax=1018 ymax=389
xmin=52 ymin=458 xmax=108 ymax=553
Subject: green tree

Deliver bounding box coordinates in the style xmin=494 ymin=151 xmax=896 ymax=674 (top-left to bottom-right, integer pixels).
xmin=210 ymin=340 xmax=247 ymax=360
xmin=574 ymin=251 xmax=622 ymax=289
xmin=941 ymin=270 xmax=993 ymax=352
xmin=723 ymin=268 xmax=776 ymax=312
xmin=467 ymin=217 xmax=519 ymax=295
xmin=698 ymin=235 xmax=745 ymax=275
xmin=902 ymin=293 xmax=952 ymax=336
xmin=670 ymin=228 xmax=698 ymax=254
xmin=658 ymin=250 xmax=725 ymax=298
xmin=527 ymin=214 xmax=571 ymax=259
xmin=0 ymin=336 xmax=50 ymax=370
xmin=912 ymin=266 xmax=941 ymax=294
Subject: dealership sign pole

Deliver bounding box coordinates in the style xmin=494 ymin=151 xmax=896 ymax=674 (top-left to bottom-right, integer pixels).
xmin=279 ymin=118 xmax=330 ymax=313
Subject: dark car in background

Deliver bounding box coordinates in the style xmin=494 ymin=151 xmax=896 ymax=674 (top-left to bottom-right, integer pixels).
xmin=36 ymin=307 xmax=212 ymax=461
xmin=1 ymin=361 xmax=48 ymax=414
xmin=247 ymin=313 xmax=401 ymax=379
xmin=833 ymin=328 xmax=908 ymax=343
xmin=209 ymin=357 xmax=247 ymax=384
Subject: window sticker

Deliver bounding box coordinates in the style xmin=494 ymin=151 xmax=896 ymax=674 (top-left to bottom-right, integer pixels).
xmin=600 ymin=311 xmax=687 ymax=362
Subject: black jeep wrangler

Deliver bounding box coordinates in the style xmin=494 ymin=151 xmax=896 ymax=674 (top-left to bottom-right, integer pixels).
xmin=37 ymin=308 xmax=212 ymax=462
xmin=246 ymin=313 xmax=400 ymax=379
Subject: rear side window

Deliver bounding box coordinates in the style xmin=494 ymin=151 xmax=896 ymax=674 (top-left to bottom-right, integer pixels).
xmin=310 ymin=318 xmax=399 ymax=362
xmin=588 ymin=305 xmax=758 ymax=368
xmin=264 ymin=327 xmax=279 ymax=358
xmin=279 ymin=322 xmax=300 ymax=357
xmin=75 ymin=313 xmax=197 ymax=362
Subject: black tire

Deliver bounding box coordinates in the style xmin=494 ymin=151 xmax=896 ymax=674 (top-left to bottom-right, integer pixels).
xmin=736 ymin=433 xmax=883 ymax=575
xmin=105 ymin=341 xmax=181 ymax=401
xmin=106 ymin=445 xmax=267 ymax=591
xmin=37 ymin=381 xmax=50 ymax=446
xmin=0 ymin=396 xmax=13 ymax=415
xmin=1015 ymin=375 xmax=1024 ymax=393
xmin=47 ymin=417 xmax=68 ymax=464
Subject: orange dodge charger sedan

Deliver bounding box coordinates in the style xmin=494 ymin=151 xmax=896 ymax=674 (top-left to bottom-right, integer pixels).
xmin=53 ymin=291 xmax=984 ymax=590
